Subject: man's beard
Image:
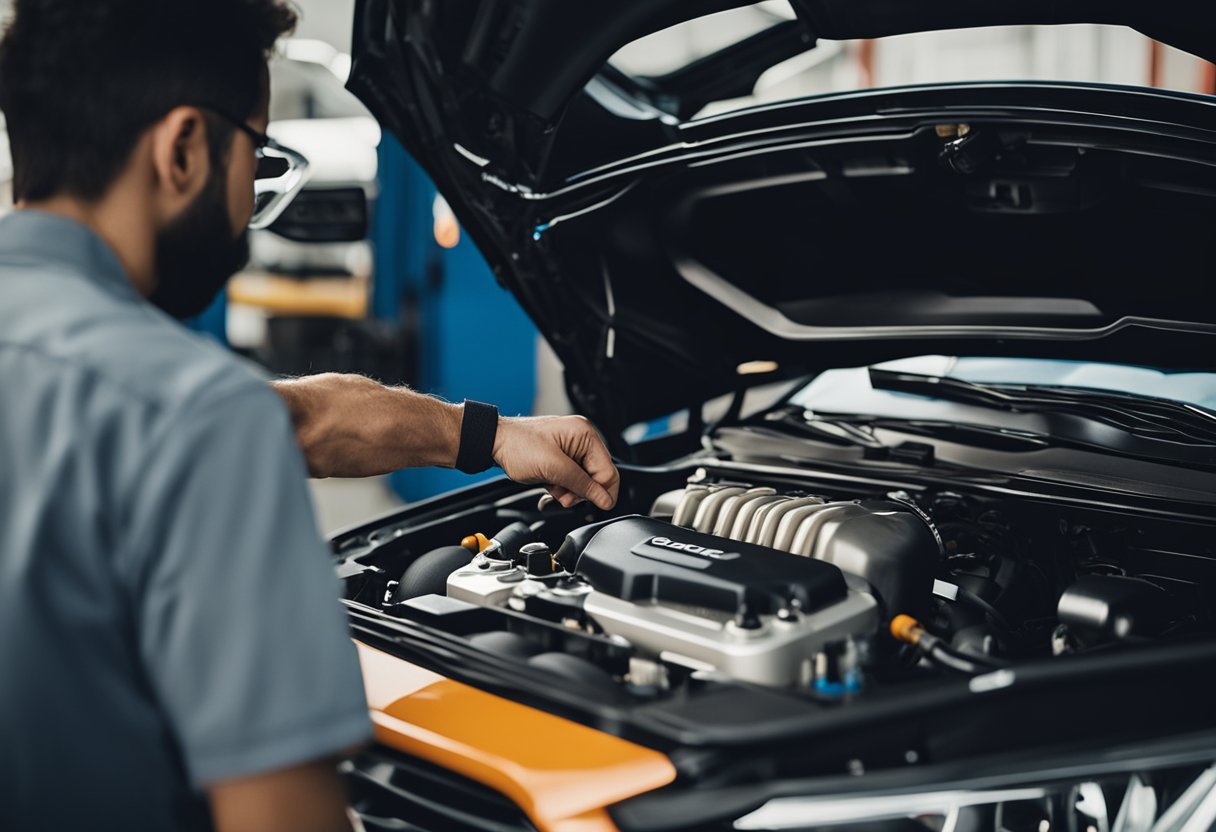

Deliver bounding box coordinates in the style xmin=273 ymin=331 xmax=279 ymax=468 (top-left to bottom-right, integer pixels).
xmin=148 ymin=168 xmax=250 ymax=320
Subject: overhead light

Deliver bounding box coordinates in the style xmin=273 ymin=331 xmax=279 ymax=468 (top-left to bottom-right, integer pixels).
xmin=737 ymin=360 xmax=780 ymax=375
xmin=433 ymin=194 xmax=460 ymax=249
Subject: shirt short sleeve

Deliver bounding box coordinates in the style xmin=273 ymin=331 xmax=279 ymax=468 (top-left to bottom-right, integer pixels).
xmin=121 ymin=384 xmax=372 ymax=787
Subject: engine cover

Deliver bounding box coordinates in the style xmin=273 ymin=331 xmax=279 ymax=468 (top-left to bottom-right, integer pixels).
xmin=566 ymin=516 xmax=878 ymax=687
xmin=570 ymin=516 xmax=850 ymax=619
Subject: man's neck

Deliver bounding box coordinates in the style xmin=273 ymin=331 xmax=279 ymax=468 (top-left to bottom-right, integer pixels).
xmin=19 ymin=193 xmax=157 ymax=298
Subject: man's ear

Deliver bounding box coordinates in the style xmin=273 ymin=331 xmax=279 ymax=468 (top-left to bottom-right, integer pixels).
xmin=149 ymin=106 xmax=211 ymax=213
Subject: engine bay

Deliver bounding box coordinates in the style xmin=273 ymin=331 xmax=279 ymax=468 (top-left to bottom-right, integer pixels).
xmin=337 ymin=465 xmax=1216 ymax=724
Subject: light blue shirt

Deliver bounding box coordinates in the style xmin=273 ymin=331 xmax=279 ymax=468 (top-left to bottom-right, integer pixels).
xmin=0 ymin=211 xmax=371 ymax=831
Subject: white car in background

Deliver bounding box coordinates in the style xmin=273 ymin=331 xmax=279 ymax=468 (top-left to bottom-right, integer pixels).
xmin=247 ymin=39 xmax=380 ymax=280
xmin=228 ymin=40 xmax=387 ymax=369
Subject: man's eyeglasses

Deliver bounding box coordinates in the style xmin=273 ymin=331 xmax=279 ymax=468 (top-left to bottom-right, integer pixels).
xmin=206 ymin=108 xmax=311 ymax=230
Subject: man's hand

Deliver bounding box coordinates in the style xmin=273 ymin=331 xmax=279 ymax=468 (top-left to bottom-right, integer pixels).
xmin=492 ymin=415 xmax=620 ymax=511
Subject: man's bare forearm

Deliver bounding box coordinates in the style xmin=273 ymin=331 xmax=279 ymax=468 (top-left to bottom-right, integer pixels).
xmin=270 ymin=373 xmax=621 ymax=509
xmin=271 ymin=373 xmax=462 ymax=478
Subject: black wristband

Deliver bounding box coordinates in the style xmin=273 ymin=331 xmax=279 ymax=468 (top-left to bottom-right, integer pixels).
xmin=455 ymin=400 xmax=499 ymax=474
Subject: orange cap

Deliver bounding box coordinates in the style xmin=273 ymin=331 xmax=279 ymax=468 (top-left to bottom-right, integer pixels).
xmin=460 ymin=533 xmax=492 ymax=553
xmin=890 ymin=614 xmax=924 ymax=645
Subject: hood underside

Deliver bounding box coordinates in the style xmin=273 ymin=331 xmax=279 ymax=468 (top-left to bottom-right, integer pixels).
xmin=348 ymin=0 xmax=1216 ymax=442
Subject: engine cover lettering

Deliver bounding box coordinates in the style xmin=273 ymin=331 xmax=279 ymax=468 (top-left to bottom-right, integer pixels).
xmin=647 ymin=536 xmax=737 ymax=560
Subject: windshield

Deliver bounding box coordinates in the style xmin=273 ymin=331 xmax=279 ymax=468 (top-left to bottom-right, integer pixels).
xmin=790 ymin=356 xmax=1216 ymax=414
xmin=607 ymin=4 xmax=1216 ymax=120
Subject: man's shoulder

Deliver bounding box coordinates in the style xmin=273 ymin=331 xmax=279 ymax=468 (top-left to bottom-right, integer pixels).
xmin=103 ymin=308 xmax=270 ymax=415
xmin=1 ymin=268 xmax=266 ymax=416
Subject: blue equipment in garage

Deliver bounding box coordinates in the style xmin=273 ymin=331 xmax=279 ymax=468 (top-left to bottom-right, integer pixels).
xmin=373 ymin=135 xmax=538 ymax=502
xmin=187 ymin=292 xmax=229 ymax=345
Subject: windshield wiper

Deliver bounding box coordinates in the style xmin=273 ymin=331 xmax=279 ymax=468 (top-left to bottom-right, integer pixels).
xmin=869 ymin=368 xmax=1216 ymax=446
xmin=762 ymin=409 xmax=890 ymax=451
xmin=759 ymin=409 xmax=979 ymax=466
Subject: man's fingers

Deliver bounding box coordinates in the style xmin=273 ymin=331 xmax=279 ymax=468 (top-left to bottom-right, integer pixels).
xmin=545 ymin=485 xmax=577 ymax=508
xmin=496 ymin=415 xmax=620 ymax=510
xmin=569 ymin=424 xmax=620 ymax=508
xmin=547 ymin=455 xmax=614 ymax=511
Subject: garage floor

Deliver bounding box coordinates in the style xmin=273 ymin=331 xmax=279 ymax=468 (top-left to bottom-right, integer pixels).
xmin=308 ymin=476 xmax=403 ymax=537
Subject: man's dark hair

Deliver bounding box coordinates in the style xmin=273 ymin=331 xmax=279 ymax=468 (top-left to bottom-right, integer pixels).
xmin=0 ymin=0 xmax=297 ymax=202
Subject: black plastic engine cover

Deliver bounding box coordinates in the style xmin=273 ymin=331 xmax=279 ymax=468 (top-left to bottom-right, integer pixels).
xmin=563 ymin=516 xmax=848 ymax=619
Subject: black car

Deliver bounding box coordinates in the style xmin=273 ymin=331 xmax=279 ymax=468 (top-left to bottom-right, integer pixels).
xmin=331 ymin=2 xmax=1216 ymax=830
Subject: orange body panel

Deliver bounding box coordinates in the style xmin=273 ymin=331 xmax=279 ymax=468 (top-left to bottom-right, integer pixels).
xmin=356 ymin=642 xmax=677 ymax=832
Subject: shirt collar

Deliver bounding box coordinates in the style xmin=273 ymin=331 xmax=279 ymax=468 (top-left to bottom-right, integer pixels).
xmin=0 ymin=209 xmax=141 ymax=301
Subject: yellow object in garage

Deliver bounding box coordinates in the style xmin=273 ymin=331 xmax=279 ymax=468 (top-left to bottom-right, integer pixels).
xmin=227 ymin=271 xmax=369 ymax=319
xmin=356 ymin=642 xmax=677 ymax=832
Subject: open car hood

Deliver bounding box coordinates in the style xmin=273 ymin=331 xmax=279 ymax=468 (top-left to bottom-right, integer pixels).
xmin=348 ymin=0 xmax=1216 ymax=443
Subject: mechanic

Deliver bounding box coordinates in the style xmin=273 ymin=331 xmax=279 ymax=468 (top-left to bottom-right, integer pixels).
xmin=0 ymin=2 xmax=620 ymax=832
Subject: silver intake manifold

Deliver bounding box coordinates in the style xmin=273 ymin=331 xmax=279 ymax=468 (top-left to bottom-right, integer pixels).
xmin=655 ymin=481 xmax=943 ymax=622
xmin=665 ymin=484 xmax=875 ymax=558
